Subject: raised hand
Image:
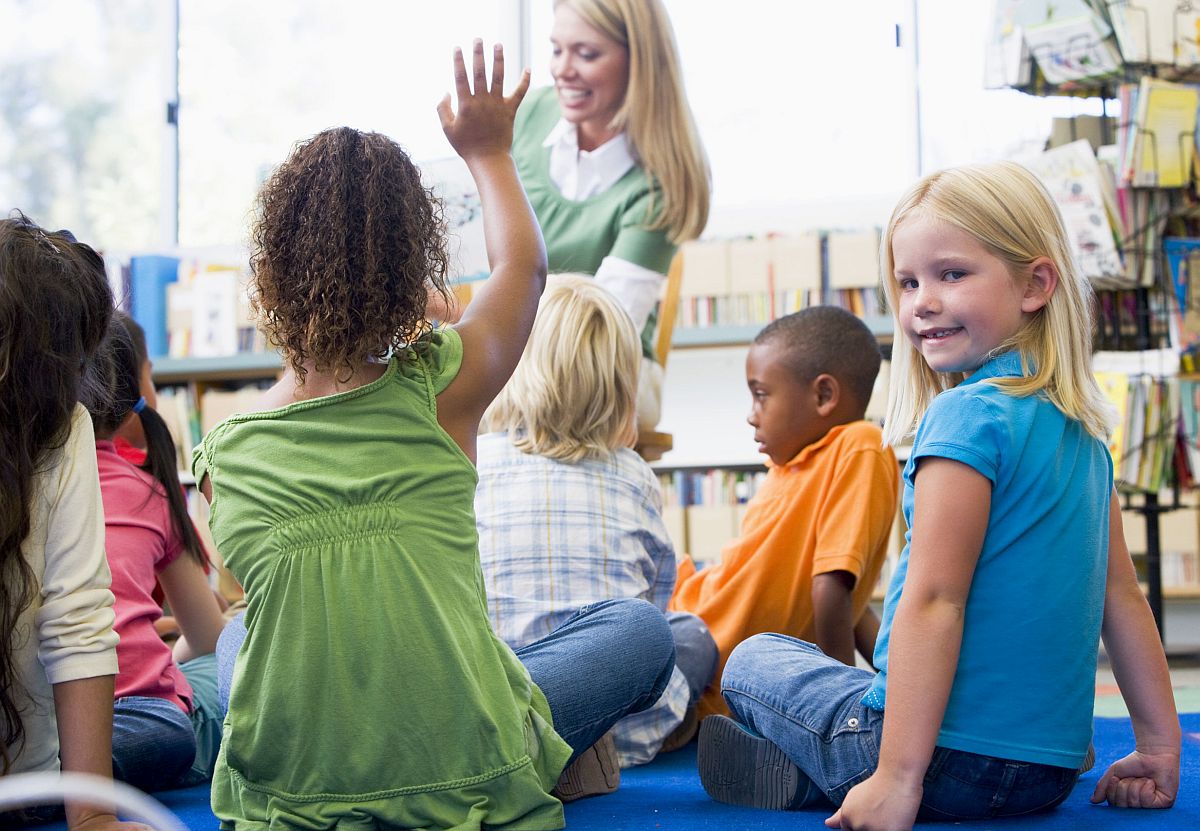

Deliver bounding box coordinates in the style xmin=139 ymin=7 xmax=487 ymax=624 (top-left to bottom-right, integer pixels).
xmin=437 ymin=40 xmax=530 ymax=162
xmin=1090 ymin=748 xmax=1179 ymax=809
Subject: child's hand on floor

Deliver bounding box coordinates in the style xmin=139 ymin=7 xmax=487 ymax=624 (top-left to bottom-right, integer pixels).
xmin=825 ymin=770 xmax=921 ymax=831
xmin=438 ymin=39 xmax=530 ymax=161
xmin=1090 ymin=748 xmax=1179 ymax=808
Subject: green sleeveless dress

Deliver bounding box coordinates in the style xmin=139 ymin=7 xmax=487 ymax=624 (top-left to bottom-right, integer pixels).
xmin=194 ymin=329 xmax=571 ymax=830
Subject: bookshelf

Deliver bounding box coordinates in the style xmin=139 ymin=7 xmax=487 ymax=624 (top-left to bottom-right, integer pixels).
xmin=987 ymin=1 xmax=1200 ymax=646
xmin=152 ymin=352 xmax=282 ymax=384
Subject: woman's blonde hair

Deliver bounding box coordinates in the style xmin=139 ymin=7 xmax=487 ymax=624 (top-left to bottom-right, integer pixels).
xmin=482 ymin=273 xmax=640 ymax=462
xmin=557 ymin=0 xmax=710 ymax=243
xmin=880 ymin=161 xmax=1113 ymax=446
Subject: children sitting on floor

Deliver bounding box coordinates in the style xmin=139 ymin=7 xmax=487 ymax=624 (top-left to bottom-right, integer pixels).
xmin=80 ymin=311 xmax=228 ymax=792
xmin=698 ymin=161 xmax=1179 ymax=827
xmin=669 ymin=305 xmax=900 ymax=720
xmin=476 ymin=274 xmax=718 ymax=771
xmin=198 ymin=42 xmax=674 ymax=828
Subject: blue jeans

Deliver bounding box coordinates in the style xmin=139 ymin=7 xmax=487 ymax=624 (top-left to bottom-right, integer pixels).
xmin=722 ymin=634 xmax=1077 ymax=819
xmin=112 ymin=695 xmax=195 ymax=792
xmin=667 ymin=611 xmax=718 ymax=705
xmin=217 ymin=597 xmax=675 ymax=766
xmin=178 ymin=653 xmax=225 ymax=784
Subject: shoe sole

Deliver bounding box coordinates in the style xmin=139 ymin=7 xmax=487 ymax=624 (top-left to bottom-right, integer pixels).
xmin=698 ymin=715 xmax=801 ymax=810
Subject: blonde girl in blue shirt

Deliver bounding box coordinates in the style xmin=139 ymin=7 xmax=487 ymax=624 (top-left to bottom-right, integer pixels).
xmin=698 ymin=161 xmax=1179 ymax=830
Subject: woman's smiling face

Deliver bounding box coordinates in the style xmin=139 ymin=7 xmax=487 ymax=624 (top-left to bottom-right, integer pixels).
xmin=549 ymin=4 xmax=630 ymax=150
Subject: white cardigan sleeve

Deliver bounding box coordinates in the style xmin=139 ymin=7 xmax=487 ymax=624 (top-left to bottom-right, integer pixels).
xmin=35 ymin=405 xmax=118 ymax=685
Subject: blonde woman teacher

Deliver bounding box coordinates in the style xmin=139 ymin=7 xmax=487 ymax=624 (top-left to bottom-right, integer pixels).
xmin=514 ymin=0 xmax=710 ymax=429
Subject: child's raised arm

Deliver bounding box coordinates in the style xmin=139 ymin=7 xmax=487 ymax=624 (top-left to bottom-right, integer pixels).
xmin=435 ymin=40 xmax=545 ymax=457
xmin=1090 ymin=488 xmax=1180 ymax=809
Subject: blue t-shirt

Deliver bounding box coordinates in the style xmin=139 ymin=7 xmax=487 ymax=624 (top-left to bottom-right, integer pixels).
xmin=863 ymin=352 xmax=1111 ymax=769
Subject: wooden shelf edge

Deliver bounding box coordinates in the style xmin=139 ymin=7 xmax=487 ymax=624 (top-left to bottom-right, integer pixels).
xmin=152 ymin=352 xmax=282 ymax=383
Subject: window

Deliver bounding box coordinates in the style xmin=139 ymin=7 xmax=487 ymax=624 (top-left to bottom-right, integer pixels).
xmin=0 ymin=0 xmax=168 ymax=250
xmin=529 ymin=0 xmax=918 ymax=234
xmin=177 ymin=0 xmax=519 ymax=248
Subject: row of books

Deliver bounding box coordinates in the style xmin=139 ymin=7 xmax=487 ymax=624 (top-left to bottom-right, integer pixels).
xmin=986 ymin=1 xmax=1200 ymax=92
xmin=672 ymin=231 xmax=879 ymax=329
xmin=156 ymin=382 xmax=271 ymax=472
xmin=112 ymin=250 xmax=266 ymax=360
xmin=676 ymin=290 xmax=821 ymax=329
xmin=1023 ymin=138 xmax=1180 ymax=292
xmin=1094 ymin=288 xmax=1173 ymax=351
xmin=1099 ymin=370 xmax=1181 ymax=492
xmin=657 ymin=469 xmax=767 ymax=509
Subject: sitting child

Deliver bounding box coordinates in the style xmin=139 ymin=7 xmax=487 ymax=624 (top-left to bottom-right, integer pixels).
xmin=476 ymin=274 xmax=718 ymax=769
xmin=80 ymin=311 xmax=228 ymax=791
xmin=670 ymin=305 xmax=900 ymax=719
xmin=0 ymin=215 xmax=145 ymax=831
xmin=200 ymin=43 xmax=674 ymax=828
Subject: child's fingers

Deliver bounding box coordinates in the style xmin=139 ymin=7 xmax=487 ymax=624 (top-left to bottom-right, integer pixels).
xmin=451 ymin=46 xmax=470 ymax=101
xmin=436 ymin=93 xmax=453 ymax=130
xmin=490 ymin=43 xmax=505 ymax=96
xmin=1090 ymin=773 xmax=1113 ymax=803
xmin=472 ymin=38 xmax=488 ymax=96
xmin=509 ymin=68 xmax=532 ymax=108
xmin=823 ymin=808 xmax=842 ymax=828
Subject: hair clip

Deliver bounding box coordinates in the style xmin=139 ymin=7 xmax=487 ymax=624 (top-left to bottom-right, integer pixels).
xmin=32 ymin=226 xmax=61 ymax=254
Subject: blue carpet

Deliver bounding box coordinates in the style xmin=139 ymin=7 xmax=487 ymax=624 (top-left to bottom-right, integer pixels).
xmin=37 ymin=714 xmax=1199 ymax=830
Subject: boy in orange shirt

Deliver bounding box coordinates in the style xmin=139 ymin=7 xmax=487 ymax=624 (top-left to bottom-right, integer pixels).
xmin=670 ymin=306 xmax=899 ymax=721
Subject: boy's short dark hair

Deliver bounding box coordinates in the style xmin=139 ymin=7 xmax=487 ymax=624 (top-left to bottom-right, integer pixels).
xmin=754 ymin=306 xmax=882 ymax=408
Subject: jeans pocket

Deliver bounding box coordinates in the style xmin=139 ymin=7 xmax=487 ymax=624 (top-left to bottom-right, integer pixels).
xmin=996 ymin=766 xmax=1078 ymax=818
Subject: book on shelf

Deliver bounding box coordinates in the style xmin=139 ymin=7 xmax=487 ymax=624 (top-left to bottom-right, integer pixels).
xmin=164 ymin=254 xmax=264 ymax=359
xmin=1129 ymin=77 xmax=1198 ymax=188
xmin=1022 ymin=11 xmax=1121 ymax=85
xmin=1105 ymin=0 xmax=1200 ymax=68
xmin=1096 ymin=364 xmax=1182 ymax=492
xmin=1022 ymin=139 xmax=1124 ymax=284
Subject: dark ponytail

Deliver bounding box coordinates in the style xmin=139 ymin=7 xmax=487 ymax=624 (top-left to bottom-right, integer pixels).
xmin=81 ymin=312 xmax=208 ymax=567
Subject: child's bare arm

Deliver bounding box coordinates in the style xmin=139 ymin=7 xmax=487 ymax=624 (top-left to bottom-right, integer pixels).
xmin=53 ymin=676 xmax=153 ymax=831
xmin=827 ymin=457 xmax=988 ymax=831
xmin=436 ymin=41 xmax=545 ymax=457
xmin=854 ymin=605 xmax=881 ymax=666
xmin=160 ymin=554 xmax=227 ymax=663
xmin=1090 ymin=489 xmax=1179 ymax=809
xmin=812 ymin=570 xmax=856 ymax=665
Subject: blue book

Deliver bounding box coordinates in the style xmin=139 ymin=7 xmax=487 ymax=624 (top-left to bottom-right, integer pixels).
xmin=130 ymin=255 xmax=180 ymax=358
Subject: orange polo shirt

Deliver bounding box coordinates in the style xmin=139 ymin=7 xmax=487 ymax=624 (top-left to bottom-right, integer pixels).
xmin=669 ymin=420 xmax=900 ymax=718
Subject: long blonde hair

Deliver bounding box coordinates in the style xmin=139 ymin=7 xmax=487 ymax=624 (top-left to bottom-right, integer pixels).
xmin=880 ymin=161 xmax=1113 ymax=446
xmin=482 ymin=274 xmax=640 ymax=462
xmin=557 ymin=0 xmax=710 ymax=243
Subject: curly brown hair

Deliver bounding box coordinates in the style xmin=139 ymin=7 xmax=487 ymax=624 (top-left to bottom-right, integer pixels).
xmin=249 ymin=127 xmax=451 ymax=382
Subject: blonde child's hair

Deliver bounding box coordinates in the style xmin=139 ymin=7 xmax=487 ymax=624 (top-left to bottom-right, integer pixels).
xmin=557 ymin=0 xmax=710 ymax=243
xmin=481 ymin=273 xmax=640 ymax=462
xmin=880 ymin=161 xmax=1113 ymax=446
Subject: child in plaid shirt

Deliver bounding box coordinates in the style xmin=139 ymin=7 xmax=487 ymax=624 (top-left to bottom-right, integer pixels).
xmin=477 ymin=274 xmax=717 ymax=770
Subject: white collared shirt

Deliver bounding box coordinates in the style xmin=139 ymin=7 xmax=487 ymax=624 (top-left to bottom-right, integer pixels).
xmin=543 ymin=118 xmax=637 ymax=200
xmin=543 ymin=119 xmax=667 ymax=335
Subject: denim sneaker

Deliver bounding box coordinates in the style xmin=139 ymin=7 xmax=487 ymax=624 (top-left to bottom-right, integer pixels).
xmin=553 ymin=731 xmax=620 ymax=802
xmin=698 ymin=715 xmax=804 ymax=810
